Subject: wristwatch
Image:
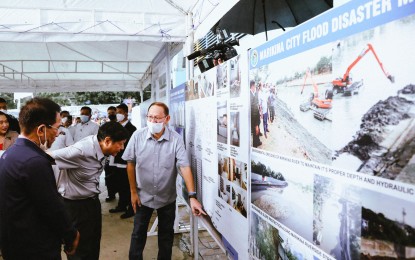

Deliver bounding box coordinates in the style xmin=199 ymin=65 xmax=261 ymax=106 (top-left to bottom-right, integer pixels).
xmin=188 ymin=191 xmax=197 ymax=199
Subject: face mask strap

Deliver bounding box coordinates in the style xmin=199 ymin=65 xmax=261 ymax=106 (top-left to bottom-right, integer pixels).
xmin=37 ymin=125 xmax=48 ymax=149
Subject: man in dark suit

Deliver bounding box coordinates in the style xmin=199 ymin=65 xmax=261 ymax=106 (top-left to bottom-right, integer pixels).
xmin=0 ymin=97 xmax=79 ymax=259
xmin=104 ymin=106 xmax=118 ymax=202
xmin=250 ymin=80 xmax=262 ymax=148
xmin=108 ymin=103 xmax=137 ymax=218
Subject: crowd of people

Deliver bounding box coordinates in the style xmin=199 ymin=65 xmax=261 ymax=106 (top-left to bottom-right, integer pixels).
xmin=250 ymin=81 xmax=278 ymax=148
xmin=0 ymin=97 xmax=206 ymax=259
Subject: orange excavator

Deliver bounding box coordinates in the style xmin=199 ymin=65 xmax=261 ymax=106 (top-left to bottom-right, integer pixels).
xmin=300 ymin=69 xmax=333 ymax=121
xmin=332 ymin=43 xmax=394 ymax=96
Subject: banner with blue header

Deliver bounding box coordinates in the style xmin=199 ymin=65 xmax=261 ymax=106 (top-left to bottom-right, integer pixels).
xmin=250 ymin=0 xmax=415 ymax=69
xmin=249 ymin=1 xmax=415 ymax=259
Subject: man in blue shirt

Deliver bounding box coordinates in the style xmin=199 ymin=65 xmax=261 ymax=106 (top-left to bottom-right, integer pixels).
xmin=0 ymin=97 xmax=79 ymax=259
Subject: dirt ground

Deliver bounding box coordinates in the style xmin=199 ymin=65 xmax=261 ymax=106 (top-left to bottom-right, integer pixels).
xmin=255 ymin=98 xmax=332 ymax=164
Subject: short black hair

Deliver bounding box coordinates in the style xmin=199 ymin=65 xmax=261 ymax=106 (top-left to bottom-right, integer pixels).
xmin=61 ymin=110 xmax=70 ymax=116
xmin=116 ymin=103 xmax=128 ymax=113
xmin=97 ymin=121 xmax=129 ymax=142
xmin=80 ymin=106 xmax=92 ymax=115
xmin=107 ymin=106 xmax=116 ymax=112
xmin=19 ymin=97 xmax=61 ymax=135
xmin=0 ymin=98 xmax=6 ymax=103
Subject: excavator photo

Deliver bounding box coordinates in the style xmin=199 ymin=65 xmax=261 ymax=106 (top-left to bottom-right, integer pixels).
xmin=332 ymin=43 xmax=395 ymax=96
xmin=300 ymin=69 xmax=333 ymax=121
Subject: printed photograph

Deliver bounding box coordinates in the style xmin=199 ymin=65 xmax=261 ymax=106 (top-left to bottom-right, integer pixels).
xmin=250 ymin=211 xmax=316 ymax=260
xmin=313 ymin=175 xmax=362 ymax=260
xmin=251 ymin=154 xmax=313 ymax=241
xmin=249 ymin=43 xmax=333 ymax=164
xmin=360 ymin=190 xmax=415 ymax=259
xmin=229 ymin=55 xmax=241 ymax=98
xmin=217 ymin=101 xmax=228 ymax=144
xmin=249 ymin=15 xmax=415 ymax=184
xmin=216 ymin=62 xmax=228 ymax=90
xmin=230 ymin=111 xmax=240 ymax=147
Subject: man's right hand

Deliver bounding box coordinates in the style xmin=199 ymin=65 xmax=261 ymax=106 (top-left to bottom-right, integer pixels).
xmin=65 ymin=231 xmax=80 ymax=255
xmin=131 ymin=192 xmax=141 ymax=213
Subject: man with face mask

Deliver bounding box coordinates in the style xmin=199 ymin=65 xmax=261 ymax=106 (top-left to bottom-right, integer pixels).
xmin=107 ymin=106 xmax=117 ymax=122
xmin=108 ymin=103 xmax=137 ymax=218
xmin=122 ymin=102 xmax=206 ymax=259
xmin=0 ymin=97 xmax=80 ymax=259
xmin=72 ymin=106 xmax=99 ymax=143
xmin=49 ymin=110 xmax=74 ymax=151
xmin=0 ymin=97 xmax=20 ymax=133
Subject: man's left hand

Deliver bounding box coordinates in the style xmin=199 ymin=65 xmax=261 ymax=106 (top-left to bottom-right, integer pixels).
xmin=190 ymin=198 xmax=207 ymax=216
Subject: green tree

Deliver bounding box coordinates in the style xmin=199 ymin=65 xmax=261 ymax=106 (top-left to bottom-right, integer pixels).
xmin=36 ymin=92 xmax=71 ymax=106
xmin=35 ymin=91 xmax=142 ymax=106
xmin=316 ymin=56 xmax=332 ymax=74
xmin=0 ymin=93 xmax=17 ymax=109
xmin=73 ymin=91 xmax=141 ymax=105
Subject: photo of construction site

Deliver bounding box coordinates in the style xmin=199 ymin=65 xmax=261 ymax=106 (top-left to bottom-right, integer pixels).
xmin=249 ymin=15 xmax=415 ymax=183
xmin=249 ymin=43 xmax=334 ymax=164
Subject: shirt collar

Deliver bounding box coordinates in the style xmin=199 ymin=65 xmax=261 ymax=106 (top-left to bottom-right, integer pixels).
xmin=121 ymin=120 xmax=129 ymax=127
xmin=92 ymin=135 xmax=105 ymax=161
xmin=15 ymin=137 xmax=55 ymax=163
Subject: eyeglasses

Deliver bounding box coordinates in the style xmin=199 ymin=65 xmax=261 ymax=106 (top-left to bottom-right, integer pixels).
xmin=48 ymin=124 xmax=62 ymax=133
xmin=146 ymin=115 xmax=166 ymax=122
xmin=48 ymin=124 xmax=60 ymax=130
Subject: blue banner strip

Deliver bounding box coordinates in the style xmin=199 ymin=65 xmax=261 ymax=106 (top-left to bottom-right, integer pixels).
xmin=250 ymin=0 xmax=415 ymax=69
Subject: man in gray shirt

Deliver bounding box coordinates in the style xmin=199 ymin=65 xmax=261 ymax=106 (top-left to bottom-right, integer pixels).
xmin=51 ymin=121 xmax=129 ymax=260
xmin=122 ymin=102 xmax=206 ymax=260
xmin=72 ymin=106 xmax=99 ymax=143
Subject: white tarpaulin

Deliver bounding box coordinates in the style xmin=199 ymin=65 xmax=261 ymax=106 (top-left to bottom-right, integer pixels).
xmin=0 ymin=0 xmax=238 ymax=92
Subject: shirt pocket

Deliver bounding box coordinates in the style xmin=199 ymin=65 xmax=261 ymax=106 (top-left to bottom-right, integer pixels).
xmin=160 ymin=153 xmax=175 ymax=169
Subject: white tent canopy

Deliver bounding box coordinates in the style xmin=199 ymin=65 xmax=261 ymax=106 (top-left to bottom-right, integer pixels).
xmin=0 ymin=0 xmax=237 ymax=93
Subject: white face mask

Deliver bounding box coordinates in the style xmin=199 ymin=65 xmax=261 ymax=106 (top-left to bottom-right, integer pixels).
xmin=147 ymin=121 xmax=164 ymax=135
xmin=80 ymin=115 xmax=90 ymax=123
xmin=116 ymin=113 xmax=125 ymax=122
xmin=61 ymin=117 xmax=68 ymax=124
xmin=38 ymin=126 xmax=48 ymax=151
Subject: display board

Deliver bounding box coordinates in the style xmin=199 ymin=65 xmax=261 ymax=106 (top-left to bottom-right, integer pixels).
xmin=184 ymin=55 xmax=249 ymax=259
xmin=248 ymin=1 xmax=415 ymax=259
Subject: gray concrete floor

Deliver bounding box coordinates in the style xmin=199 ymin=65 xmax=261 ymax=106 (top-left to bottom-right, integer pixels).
xmin=0 ymin=177 xmax=227 ymax=260
xmin=63 ymin=177 xmax=227 ymax=260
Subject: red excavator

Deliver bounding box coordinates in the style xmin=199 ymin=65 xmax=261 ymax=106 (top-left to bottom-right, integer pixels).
xmin=300 ymin=69 xmax=333 ymax=121
xmin=332 ymin=43 xmax=394 ymax=96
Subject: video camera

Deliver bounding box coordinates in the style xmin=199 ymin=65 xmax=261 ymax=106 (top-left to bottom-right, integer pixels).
xmin=187 ymin=28 xmax=239 ymax=73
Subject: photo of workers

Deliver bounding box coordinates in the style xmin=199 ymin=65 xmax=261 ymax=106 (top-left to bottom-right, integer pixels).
xmin=249 ymin=16 xmax=415 ymax=184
